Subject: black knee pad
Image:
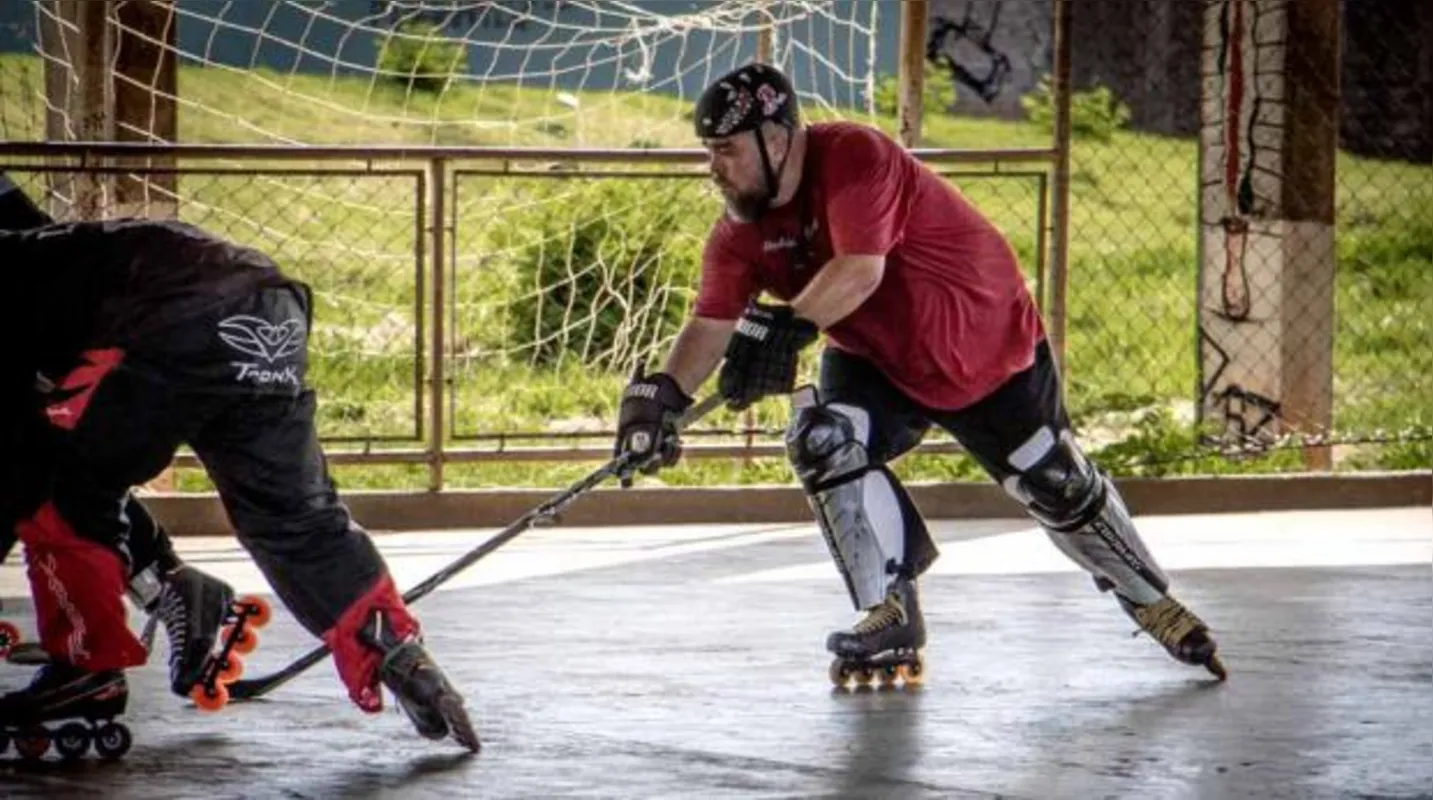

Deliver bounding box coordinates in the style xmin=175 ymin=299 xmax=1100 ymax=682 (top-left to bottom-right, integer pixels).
xmin=785 ymin=401 xmax=871 ymax=494
xmin=1007 ymin=429 xmax=1103 ymax=531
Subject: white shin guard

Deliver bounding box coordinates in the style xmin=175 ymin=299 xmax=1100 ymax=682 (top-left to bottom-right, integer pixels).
xmin=1002 ymin=426 xmax=1169 ymax=606
xmin=788 ymin=399 xmax=921 ymax=610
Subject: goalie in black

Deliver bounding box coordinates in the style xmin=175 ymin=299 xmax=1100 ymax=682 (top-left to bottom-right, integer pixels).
xmin=0 ymin=175 xmax=479 ymax=753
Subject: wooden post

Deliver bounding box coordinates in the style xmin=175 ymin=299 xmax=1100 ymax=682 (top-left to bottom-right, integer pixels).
xmin=897 ymin=0 xmax=927 ymax=147
xmin=39 ymin=0 xmax=113 ymax=220
xmin=1196 ymin=0 xmax=1339 ymax=468
xmin=1280 ymin=0 xmax=1339 ymax=469
xmin=755 ymin=1 xmax=773 ymax=65
xmin=114 ymin=0 xmax=178 ymax=219
xmin=1047 ymin=0 xmax=1073 ymax=379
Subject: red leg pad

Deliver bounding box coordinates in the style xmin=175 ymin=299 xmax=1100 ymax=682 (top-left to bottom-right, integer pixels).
xmin=321 ymin=573 xmax=421 ymax=713
xmin=17 ymin=502 xmax=147 ymax=671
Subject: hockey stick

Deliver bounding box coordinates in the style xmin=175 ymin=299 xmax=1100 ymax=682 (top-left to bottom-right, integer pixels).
xmin=224 ymin=392 xmax=724 ymax=703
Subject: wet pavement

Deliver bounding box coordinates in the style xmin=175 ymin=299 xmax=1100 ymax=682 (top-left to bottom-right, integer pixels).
xmin=1 ymin=506 xmax=1430 ymax=799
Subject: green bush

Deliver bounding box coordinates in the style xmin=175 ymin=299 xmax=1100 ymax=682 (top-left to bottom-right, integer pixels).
xmin=495 ymin=180 xmax=705 ymax=371
xmin=872 ymin=62 xmax=959 ymax=117
xmin=1088 ymin=406 xmax=1306 ymax=478
xmin=1021 ymin=75 xmax=1131 ymax=142
xmin=376 ymin=21 xmax=466 ymax=94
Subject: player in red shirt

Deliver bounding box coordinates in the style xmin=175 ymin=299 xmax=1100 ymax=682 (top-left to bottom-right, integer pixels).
xmin=613 ymin=64 xmax=1226 ymax=685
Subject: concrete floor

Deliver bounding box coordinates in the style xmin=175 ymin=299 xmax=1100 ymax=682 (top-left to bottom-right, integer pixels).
xmin=1 ymin=506 xmax=1430 ymax=799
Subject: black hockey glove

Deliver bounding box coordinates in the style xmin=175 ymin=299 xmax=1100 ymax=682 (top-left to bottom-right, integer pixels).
xmin=718 ymin=301 xmax=820 ymax=411
xmin=614 ymin=366 xmax=693 ymax=486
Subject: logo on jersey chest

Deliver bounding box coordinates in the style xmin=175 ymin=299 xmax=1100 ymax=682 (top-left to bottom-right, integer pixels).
xmin=761 ymin=219 xmax=821 ymax=259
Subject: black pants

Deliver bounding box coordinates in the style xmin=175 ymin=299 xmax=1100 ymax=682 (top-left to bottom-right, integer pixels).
xmin=817 ymin=339 xmax=1070 ymax=575
xmin=2 ymin=404 xmax=177 ymax=579
xmin=36 ymin=284 xmax=383 ymax=636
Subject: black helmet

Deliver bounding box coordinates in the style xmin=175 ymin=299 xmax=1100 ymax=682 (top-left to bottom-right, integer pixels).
xmin=694 ymin=63 xmax=799 ymax=140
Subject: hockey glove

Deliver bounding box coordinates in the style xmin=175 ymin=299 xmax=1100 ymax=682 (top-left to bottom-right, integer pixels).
xmin=718 ymin=301 xmax=820 ymax=411
xmin=614 ymin=366 xmax=693 ymax=486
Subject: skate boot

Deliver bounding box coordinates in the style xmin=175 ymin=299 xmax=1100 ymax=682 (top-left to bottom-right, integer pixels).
xmin=359 ymin=610 xmax=480 ymax=752
xmin=0 ymin=662 xmax=132 ymax=761
xmin=826 ymin=577 xmax=926 ymax=690
xmin=1114 ymin=590 xmax=1227 ymax=681
xmin=150 ymin=566 xmax=272 ymax=710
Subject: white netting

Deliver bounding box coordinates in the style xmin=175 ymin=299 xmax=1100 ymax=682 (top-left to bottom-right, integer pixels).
xmin=1 ymin=0 xmax=881 ymax=146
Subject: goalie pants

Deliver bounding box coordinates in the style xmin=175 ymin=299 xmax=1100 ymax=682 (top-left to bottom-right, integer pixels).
xmin=9 ymin=283 xmax=417 ymax=709
xmin=817 ymin=338 xmax=1072 ymax=577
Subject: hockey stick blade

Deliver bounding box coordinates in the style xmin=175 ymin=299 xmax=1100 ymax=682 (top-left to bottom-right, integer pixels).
xmin=223 ymin=393 xmax=724 ymax=703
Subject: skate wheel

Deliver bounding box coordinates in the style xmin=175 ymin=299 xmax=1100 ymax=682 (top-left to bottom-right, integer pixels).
xmin=236 ymin=595 xmax=272 ymax=628
xmin=191 ymin=680 xmax=230 ymax=712
xmin=854 ymin=666 xmax=876 ymax=687
xmin=828 ymin=658 xmax=854 ymax=688
xmin=900 ymin=658 xmax=925 ymax=686
xmin=1206 ymin=654 xmax=1229 ymax=682
xmin=877 ymin=664 xmax=900 ymax=688
xmin=216 ymin=656 xmax=244 ymax=683
xmin=224 ymin=625 xmax=260 ymax=655
xmin=54 ymin=722 xmax=91 ymax=760
xmin=93 ymin=722 xmax=132 ymax=760
xmin=15 ymin=727 xmax=50 ymax=760
xmin=0 ymin=620 xmax=20 ymax=657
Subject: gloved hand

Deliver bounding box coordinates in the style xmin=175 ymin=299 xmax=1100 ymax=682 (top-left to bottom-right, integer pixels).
xmin=718 ymin=301 xmax=820 ymax=411
xmin=614 ymin=366 xmax=693 ymax=486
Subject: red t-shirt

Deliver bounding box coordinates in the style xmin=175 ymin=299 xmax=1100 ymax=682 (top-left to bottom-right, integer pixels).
xmin=694 ymin=121 xmax=1045 ymax=411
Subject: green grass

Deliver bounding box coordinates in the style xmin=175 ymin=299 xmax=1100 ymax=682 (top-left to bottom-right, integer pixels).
xmin=1 ymin=53 xmax=1427 ymax=491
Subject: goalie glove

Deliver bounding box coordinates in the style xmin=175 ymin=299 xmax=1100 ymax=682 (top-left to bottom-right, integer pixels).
xmin=614 ymin=366 xmax=693 ymax=486
xmin=718 ymin=301 xmax=820 ymax=411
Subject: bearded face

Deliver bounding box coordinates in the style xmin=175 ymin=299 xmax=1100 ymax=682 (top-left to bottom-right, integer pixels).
xmin=702 ymin=125 xmax=788 ymax=223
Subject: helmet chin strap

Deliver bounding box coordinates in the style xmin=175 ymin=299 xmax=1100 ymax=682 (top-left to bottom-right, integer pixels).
xmin=753 ymin=125 xmax=794 ymax=210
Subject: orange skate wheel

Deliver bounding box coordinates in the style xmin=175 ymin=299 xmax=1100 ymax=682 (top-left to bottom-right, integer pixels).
xmin=224 ymin=625 xmax=260 ymax=655
xmin=853 ymin=666 xmax=876 ymax=687
xmin=216 ymin=657 xmax=244 ymax=683
xmin=15 ymin=727 xmax=50 ymax=760
xmin=0 ymin=621 xmax=21 ymax=657
xmin=877 ymin=663 xmax=899 ymax=689
xmin=828 ymin=658 xmax=853 ymax=688
xmin=191 ymin=680 xmax=230 ymax=712
xmin=899 ymin=658 xmax=925 ymax=686
xmin=236 ymin=595 xmax=272 ymax=628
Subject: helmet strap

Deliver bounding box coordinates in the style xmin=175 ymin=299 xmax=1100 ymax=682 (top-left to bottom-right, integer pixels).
xmin=754 ymin=123 xmax=794 ymax=204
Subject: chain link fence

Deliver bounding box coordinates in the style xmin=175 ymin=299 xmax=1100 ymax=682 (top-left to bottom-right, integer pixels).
xmin=1057 ymin=0 xmax=1431 ymax=475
